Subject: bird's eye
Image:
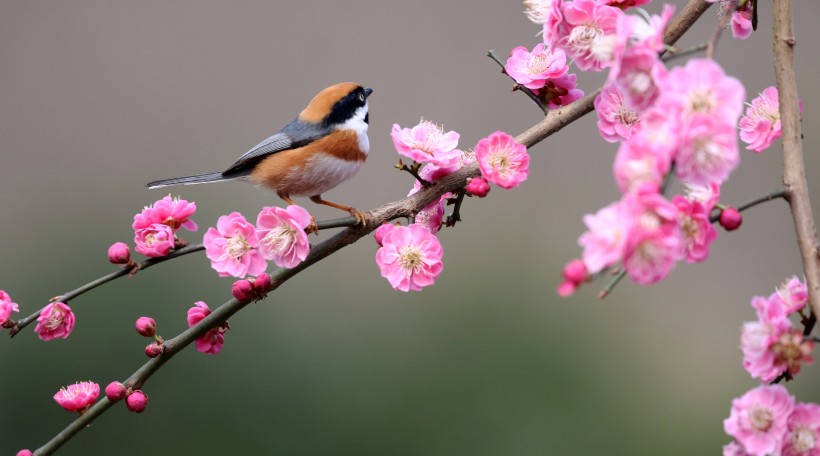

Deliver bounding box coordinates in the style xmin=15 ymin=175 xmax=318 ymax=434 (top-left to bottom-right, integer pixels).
xmin=358 ymin=93 xmax=365 ymax=102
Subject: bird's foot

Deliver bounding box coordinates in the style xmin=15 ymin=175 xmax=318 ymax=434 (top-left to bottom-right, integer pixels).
xmin=306 ymin=216 xmax=320 ymax=235
xmin=348 ymin=208 xmax=368 ymax=228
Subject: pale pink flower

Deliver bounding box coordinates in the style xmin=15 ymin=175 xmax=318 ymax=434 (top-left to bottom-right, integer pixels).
xmin=724 ymin=384 xmax=795 ymax=456
xmin=134 ymin=223 xmax=175 ymax=258
xmin=133 ymin=195 xmax=197 ymax=232
xmin=673 ymin=195 xmax=718 ymax=263
xmin=391 ymin=120 xmax=461 ymax=168
xmin=187 ymin=301 xmax=226 ymax=355
xmin=740 ymin=86 xmax=782 ymax=153
xmin=556 ymin=0 xmax=623 ymax=72
xmin=683 ymin=182 xmax=721 ymax=212
xmin=613 ymin=140 xmax=670 ymax=194
xmin=542 ymin=73 xmax=584 ymax=109
xmin=621 ymin=186 xmax=682 ymax=284
xmin=710 ymin=0 xmax=756 ymax=40
xmin=782 ymin=403 xmax=820 ymax=456
xmin=742 ymin=295 xmax=793 ymax=382
xmin=630 ymin=4 xmax=675 ymax=52
xmin=53 ymin=381 xmax=100 ymax=413
xmin=723 ymin=442 xmax=750 ymax=456
xmin=675 ymin=115 xmax=740 ymax=186
xmin=505 ymin=43 xmax=569 ymax=90
xmin=475 ymin=131 xmax=530 ymax=189
xmin=623 ymin=107 xmax=680 ymax=166
xmin=604 ymin=4 xmax=673 ymax=80
xmin=414 ymin=197 xmax=446 ymax=234
xmin=595 ymin=83 xmax=641 ymax=143
xmin=578 ymin=200 xmax=632 ymax=274
xmin=375 ymin=224 xmax=443 ymax=292
xmin=524 ymin=0 xmax=563 ymax=47
xmin=611 ymin=46 xmax=667 ymax=111
xmin=774 ymin=276 xmax=809 ymax=315
xmin=256 ymin=205 xmax=311 ymax=269
xmin=204 ymin=212 xmax=267 ymax=278
xmin=35 ymin=302 xmax=75 ymax=341
xmin=658 ymin=58 xmax=745 ymax=123
xmin=0 ymin=290 xmax=19 ymax=326
xmin=771 ymin=329 xmax=814 ymax=379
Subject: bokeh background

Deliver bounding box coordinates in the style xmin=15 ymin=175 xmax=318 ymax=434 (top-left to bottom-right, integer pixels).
xmin=2 ymin=0 xmax=819 ymax=454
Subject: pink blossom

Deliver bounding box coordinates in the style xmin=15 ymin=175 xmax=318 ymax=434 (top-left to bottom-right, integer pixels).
xmin=105 ymin=381 xmax=128 ymax=402
xmin=0 ymin=290 xmax=19 ymax=326
xmin=232 ymin=279 xmax=255 ymax=301
xmin=717 ymin=0 xmax=755 ymax=40
xmin=133 ymin=195 xmax=197 ymax=232
xmin=782 ymin=402 xmax=820 ymax=456
xmin=505 ymin=43 xmax=569 ymax=91
xmin=613 ymin=140 xmax=670 ymax=194
xmin=375 ymin=224 xmax=443 ymax=292
xmin=740 ymin=86 xmax=782 ymax=153
xmin=675 ymin=115 xmax=740 ymax=186
xmin=683 ymin=182 xmax=721 ymax=212
xmin=720 ymin=207 xmax=744 ymax=231
xmin=578 ymin=200 xmax=632 ymax=274
xmin=126 ymin=390 xmax=149 ymax=413
xmin=35 ymin=302 xmax=75 ymax=341
xmin=374 ymin=223 xmax=397 ymax=247
xmin=53 ymin=381 xmax=100 ymax=413
xmin=107 ymin=242 xmax=131 ymax=265
xmin=475 ymin=131 xmax=530 ymax=189
xmin=256 ymin=205 xmax=311 ymax=269
xmin=391 ymin=120 xmax=461 ymax=168
xmin=16 ymin=450 xmax=33 ymax=456
xmin=621 ymin=186 xmax=682 ymax=284
xmin=658 ymin=58 xmax=745 ymax=123
xmin=774 ymin=276 xmax=809 ymax=315
xmin=771 ymin=329 xmax=814 ymax=379
xmin=724 ymin=384 xmax=795 ymax=456
xmin=723 ymin=442 xmax=750 ymax=456
xmin=611 ymin=46 xmax=667 ymax=111
xmin=630 ymin=4 xmax=675 ymax=52
xmin=595 ymin=83 xmax=641 ymax=143
xmin=542 ymin=72 xmax=584 ymax=109
xmin=673 ymin=195 xmax=718 ymax=263
xmin=187 ymin=301 xmax=226 ymax=355
xmin=204 ymin=212 xmax=267 ymax=278
xmin=524 ymin=0 xmax=563 ymax=47
xmin=414 ymin=196 xmax=446 ymax=234
xmin=622 ymin=107 xmax=679 ymax=166
xmin=556 ymin=0 xmax=623 ymax=72
xmin=134 ymin=223 xmax=175 ymax=258
xmin=465 ymin=176 xmax=490 ymax=197
xmin=135 ymin=316 xmax=157 ymax=337
xmin=741 ymin=295 xmax=793 ymax=382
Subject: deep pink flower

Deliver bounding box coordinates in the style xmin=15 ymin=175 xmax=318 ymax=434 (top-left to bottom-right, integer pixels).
xmin=0 ymin=290 xmax=19 ymax=326
xmin=35 ymin=302 xmax=75 ymax=341
xmin=133 ymin=195 xmax=198 ymax=232
xmin=204 ymin=212 xmax=267 ymax=278
xmin=524 ymin=0 xmax=563 ymax=47
xmin=595 ymin=83 xmax=641 ymax=143
xmin=675 ymin=115 xmax=740 ymax=186
xmin=375 ymin=224 xmax=443 ymax=292
xmin=187 ymin=301 xmax=227 ymax=355
xmin=578 ymin=200 xmax=632 ymax=274
xmin=126 ymin=390 xmax=149 ymax=413
xmin=556 ymin=0 xmax=623 ymax=72
xmin=741 ymin=295 xmax=793 ymax=382
xmin=256 ymin=205 xmax=311 ymax=269
xmin=613 ymin=140 xmax=670 ymax=194
xmin=107 ymin=242 xmax=131 ymax=265
xmin=740 ymin=86 xmax=782 ymax=153
xmin=391 ymin=120 xmax=461 ymax=168
xmin=782 ymin=402 xmax=820 ymax=456
xmin=53 ymin=381 xmax=100 ymax=413
xmin=542 ymin=72 xmax=584 ymax=109
xmin=673 ymin=195 xmax=718 ymax=263
xmin=621 ymin=186 xmax=682 ymax=284
xmin=658 ymin=58 xmax=745 ymax=123
xmin=505 ymin=43 xmax=569 ymax=90
xmin=232 ymin=279 xmax=254 ymax=301
xmin=774 ymin=276 xmax=808 ymax=315
xmin=475 ymin=131 xmax=530 ymax=189
xmin=683 ymin=182 xmax=721 ymax=212
xmin=134 ymin=223 xmax=175 ymax=258
xmin=611 ymin=46 xmax=667 ymax=111
xmin=414 ymin=196 xmax=446 ymax=234
xmin=724 ymin=384 xmax=795 ymax=456
xmin=465 ymin=176 xmax=490 ymax=197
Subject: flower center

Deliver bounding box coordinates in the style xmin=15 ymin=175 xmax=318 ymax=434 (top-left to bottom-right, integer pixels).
xmin=749 ymin=406 xmax=774 ymax=432
xmin=567 ymin=25 xmax=603 ymax=55
xmin=45 ymin=309 xmax=66 ymax=330
xmin=226 ymin=236 xmax=250 ymax=260
xmin=688 ymin=90 xmax=715 ymax=114
xmin=490 ymin=151 xmax=510 ymax=175
xmin=615 ymin=107 xmax=639 ymax=126
xmin=399 ymin=245 xmax=423 ymax=275
xmin=262 ymin=225 xmax=298 ymax=256
xmin=791 ymin=425 xmax=817 ymax=454
xmin=626 ymin=70 xmax=653 ymax=97
xmin=528 ymin=53 xmax=551 ymax=75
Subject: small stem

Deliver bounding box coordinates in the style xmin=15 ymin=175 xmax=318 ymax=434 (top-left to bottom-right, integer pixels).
xmin=487 ymin=50 xmax=549 ymax=115
xmin=396 ymin=161 xmax=431 ymax=187
xmin=708 ymin=188 xmax=787 ymax=223
xmin=662 ymin=42 xmax=707 ymax=62
xmin=598 ymin=270 xmax=627 ymax=299
xmin=445 ymin=189 xmax=467 ymax=227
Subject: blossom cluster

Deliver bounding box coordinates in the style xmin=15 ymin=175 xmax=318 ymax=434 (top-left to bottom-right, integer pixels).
xmin=707 ymin=0 xmax=756 ymax=41
xmin=132 ymin=195 xmax=198 ymax=258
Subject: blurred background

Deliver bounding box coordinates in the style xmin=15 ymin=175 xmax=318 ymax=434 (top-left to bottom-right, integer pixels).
xmin=2 ymin=0 xmax=819 ymax=454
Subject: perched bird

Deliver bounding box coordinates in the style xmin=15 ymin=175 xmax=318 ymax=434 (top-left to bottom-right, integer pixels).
xmin=147 ymin=82 xmax=373 ymax=231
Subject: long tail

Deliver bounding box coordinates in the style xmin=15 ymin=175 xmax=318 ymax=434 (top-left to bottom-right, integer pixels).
xmin=146 ymin=172 xmax=234 ymax=189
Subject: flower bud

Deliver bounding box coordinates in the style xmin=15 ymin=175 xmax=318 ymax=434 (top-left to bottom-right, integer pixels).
xmin=556 ymin=281 xmax=577 ymax=297
xmin=231 ymin=279 xmax=254 ymax=301
xmin=719 ymin=207 xmax=743 ymax=231
xmin=145 ymin=342 xmax=164 ymax=358
xmin=105 ymin=381 xmax=128 ymax=402
xmin=126 ymin=390 xmax=149 ymax=413
xmin=465 ymin=176 xmax=491 ymax=197
xmin=374 ymin=223 xmax=396 ymax=247
xmin=135 ymin=317 xmax=157 ymax=337
xmin=17 ymin=450 xmax=33 ymax=456
xmin=107 ymin=242 xmax=131 ymax=265
xmin=253 ymin=273 xmax=271 ymax=297
xmin=562 ymin=259 xmax=587 ymax=284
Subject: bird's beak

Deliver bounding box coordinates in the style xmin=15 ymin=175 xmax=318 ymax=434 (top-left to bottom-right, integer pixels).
xmin=364 ymin=87 xmax=373 ymax=98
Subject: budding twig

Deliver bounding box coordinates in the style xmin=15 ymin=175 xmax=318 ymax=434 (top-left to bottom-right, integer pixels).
xmin=487 ymin=50 xmax=549 ymax=115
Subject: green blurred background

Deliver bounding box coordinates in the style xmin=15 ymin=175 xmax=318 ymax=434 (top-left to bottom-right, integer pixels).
xmin=2 ymin=0 xmax=820 ymax=454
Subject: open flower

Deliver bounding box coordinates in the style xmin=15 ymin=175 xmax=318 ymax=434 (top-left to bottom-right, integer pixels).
xmin=0 ymin=290 xmax=19 ymax=326
xmin=595 ymin=83 xmax=641 ymax=143
xmin=739 ymin=86 xmax=783 ymax=153
xmin=504 ymin=43 xmax=569 ymax=90
xmin=133 ymin=195 xmax=197 ymax=232
xmin=204 ymin=212 xmax=267 ymax=278
xmin=376 ymin=224 xmax=443 ymax=292
xmin=724 ymin=384 xmax=794 ymax=456
xmin=783 ymin=402 xmax=820 ymax=456
xmin=256 ymin=205 xmax=311 ymax=269
xmin=35 ymin=302 xmax=75 ymax=341
xmin=391 ymin=120 xmax=461 ymax=168
xmin=53 ymin=381 xmax=100 ymax=413
xmin=134 ymin=223 xmax=175 ymax=258
xmin=475 ymin=131 xmax=530 ymax=189
xmin=556 ymin=0 xmax=622 ymax=71
xmin=187 ymin=301 xmax=227 ymax=355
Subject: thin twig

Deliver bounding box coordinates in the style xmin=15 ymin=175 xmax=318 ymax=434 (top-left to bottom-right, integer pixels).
xmin=487 ymin=50 xmax=549 ymax=114
xmin=445 ymin=189 xmax=466 ymax=227
xmin=662 ymin=42 xmax=707 ymax=62
xmin=708 ymin=188 xmax=787 ymax=223
xmin=706 ymin=2 xmax=734 ymax=59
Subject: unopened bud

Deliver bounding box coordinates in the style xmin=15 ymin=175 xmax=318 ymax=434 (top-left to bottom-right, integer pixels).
xmin=145 ymin=342 xmax=164 ymax=358
xmin=231 ymin=279 xmax=254 ymax=301
xmin=126 ymin=390 xmax=149 ymax=413
xmin=135 ymin=317 xmax=157 ymax=337
xmin=465 ymin=176 xmax=491 ymax=198
xmin=108 ymin=242 xmax=131 ymax=265
xmin=562 ymin=259 xmax=587 ymax=284
xmin=252 ymin=273 xmax=271 ymax=297
xmin=374 ymin=223 xmax=396 ymax=247
xmin=105 ymin=381 xmax=128 ymax=402
xmin=719 ymin=207 xmax=743 ymax=231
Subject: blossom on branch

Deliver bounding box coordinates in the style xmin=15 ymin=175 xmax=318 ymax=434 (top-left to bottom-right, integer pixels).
xmin=739 ymin=86 xmax=785 ymax=153
xmin=475 ymin=131 xmax=530 ymax=189
xmin=134 ymin=223 xmax=175 ymax=258
xmin=35 ymin=302 xmax=75 ymax=341
xmin=204 ymin=212 xmax=267 ymax=278
xmin=375 ymin=224 xmax=443 ymax=292
xmin=723 ymin=384 xmax=795 ymax=456
xmin=53 ymin=381 xmax=100 ymax=413
xmin=504 ymin=43 xmax=569 ymax=90
xmin=391 ymin=120 xmax=461 ymax=168
xmin=133 ymin=195 xmax=198 ymax=232
xmin=187 ymin=301 xmax=227 ymax=354
xmin=0 ymin=290 xmax=19 ymax=326
xmin=256 ymin=205 xmax=311 ymax=269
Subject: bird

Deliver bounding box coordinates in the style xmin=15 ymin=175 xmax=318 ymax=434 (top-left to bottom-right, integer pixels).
xmin=146 ymin=82 xmax=373 ymax=232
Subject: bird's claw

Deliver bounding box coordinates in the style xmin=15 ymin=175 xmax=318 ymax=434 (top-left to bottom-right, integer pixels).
xmin=306 ymin=217 xmax=320 ymax=235
xmin=348 ymin=208 xmax=368 ymax=228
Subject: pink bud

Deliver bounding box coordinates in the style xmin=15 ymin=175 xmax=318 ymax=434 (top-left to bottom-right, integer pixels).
xmin=126 ymin=390 xmax=149 ymax=413
xmin=562 ymin=259 xmax=587 ymax=284
xmin=253 ymin=273 xmax=271 ymax=297
xmin=556 ymin=281 xmax=577 ymax=297
xmin=135 ymin=317 xmax=156 ymax=337
xmin=465 ymin=177 xmax=491 ymax=197
xmin=16 ymin=450 xmax=33 ymax=456
xmin=374 ymin=223 xmax=396 ymax=247
xmin=145 ymin=342 xmax=164 ymax=358
xmin=231 ymin=279 xmax=254 ymax=301
xmin=105 ymin=381 xmax=128 ymax=402
xmin=719 ymin=207 xmax=743 ymax=231
xmin=108 ymin=242 xmax=131 ymax=265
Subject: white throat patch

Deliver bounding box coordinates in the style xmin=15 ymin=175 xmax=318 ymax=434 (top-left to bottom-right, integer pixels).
xmin=336 ymin=103 xmax=370 ymax=155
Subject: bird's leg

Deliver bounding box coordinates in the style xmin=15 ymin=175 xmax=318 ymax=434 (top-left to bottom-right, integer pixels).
xmin=310 ymin=195 xmax=367 ymax=228
xmin=278 ymin=192 xmax=319 ymax=235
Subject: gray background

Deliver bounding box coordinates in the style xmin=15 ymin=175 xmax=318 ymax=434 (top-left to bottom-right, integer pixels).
xmin=2 ymin=0 xmax=819 ymax=454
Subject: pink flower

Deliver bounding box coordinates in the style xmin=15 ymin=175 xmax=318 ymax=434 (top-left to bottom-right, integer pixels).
xmin=673 ymin=195 xmax=718 ymax=263
xmin=611 ymin=46 xmax=667 ymax=111
xmin=782 ymin=402 xmax=820 ymax=456
xmin=53 ymin=381 xmax=100 ymax=413
xmin=724 ymin=384 xmax=795 ymax=456
xmin=715 ymin=0 xmax=755 ymax=40
xmin=505 ymin=43 xmax=569 ymax=90
xmin=621 ymin=186 xmax=682 ymax=284
xmin=774 ymin=276 xmax=809 ymax=315
xmin=465 ymin=176 xmax=490 ymax=197
xmin=134 ymin=223 xmax=175 ymax=258
xmin=683 ymin=182 xmax=721 ymax=212
xmin=414 ymin=197 xmax=446 ymax=234
xmin=133 ymin=195 xmax=198 ymax=232
xmin=187 ymin=301 xmax=226 ymax=355
xmin=0 ymin=290 xmax=19 ymax=326
xmin=675 ymin=115 xmax=740 ymax=186
xmin=556 ymin=0 xmax=623 ymax=72
xmin=658 ymin=58 xmax=745 ymax=123
xmin=135 ymin=316 xmax=157 ymax=337
xmin=391 ymin=120 xmax=461 ymax=168
xmin=374 ymin=223 xmax=397 ymax=247
xmin=35 ymin=302 xmax=75 ymax=341
xmin=771 ymin=329 xmax=814 ymax=379
xmin=723 ymin=442 xmax=750 ymax=456
xmin=17 ymin=450 xmax=33 ymax=456
xmin=256 ymin=205 xmax=311 ymax=269
xmin=578 ymin=200 xmax=632 ymax=274
xmin=595 ymin=83 xmax=641 ymax=143
xmin=741 ymin=295 xmax=793 ymax=382
xmin=105 ymin=381 xmax=128 ymax=402
xmin=475 ymin=131 xmax=530 ymax=189
xmin=126 ymin=390 xmax=149 ymax=413
xmin=740 ymin=86 xmax=782 ymax=153
xmin=204 ymin=212 xmax=267 ymax=278
xmin=375 ymin=224 xmax=443 ymax=292
xmin=622 ymin=107 xmax=680 ymax=166
xmin=524 ymin=0 xmax=563 ymax=46
xmin=542 ymin=72 xmax=584 ymax=109
xmin=107 ymin=242 xmax=131 ymax=265
xmin=613 ymin=140 xmax=670 ymax=194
